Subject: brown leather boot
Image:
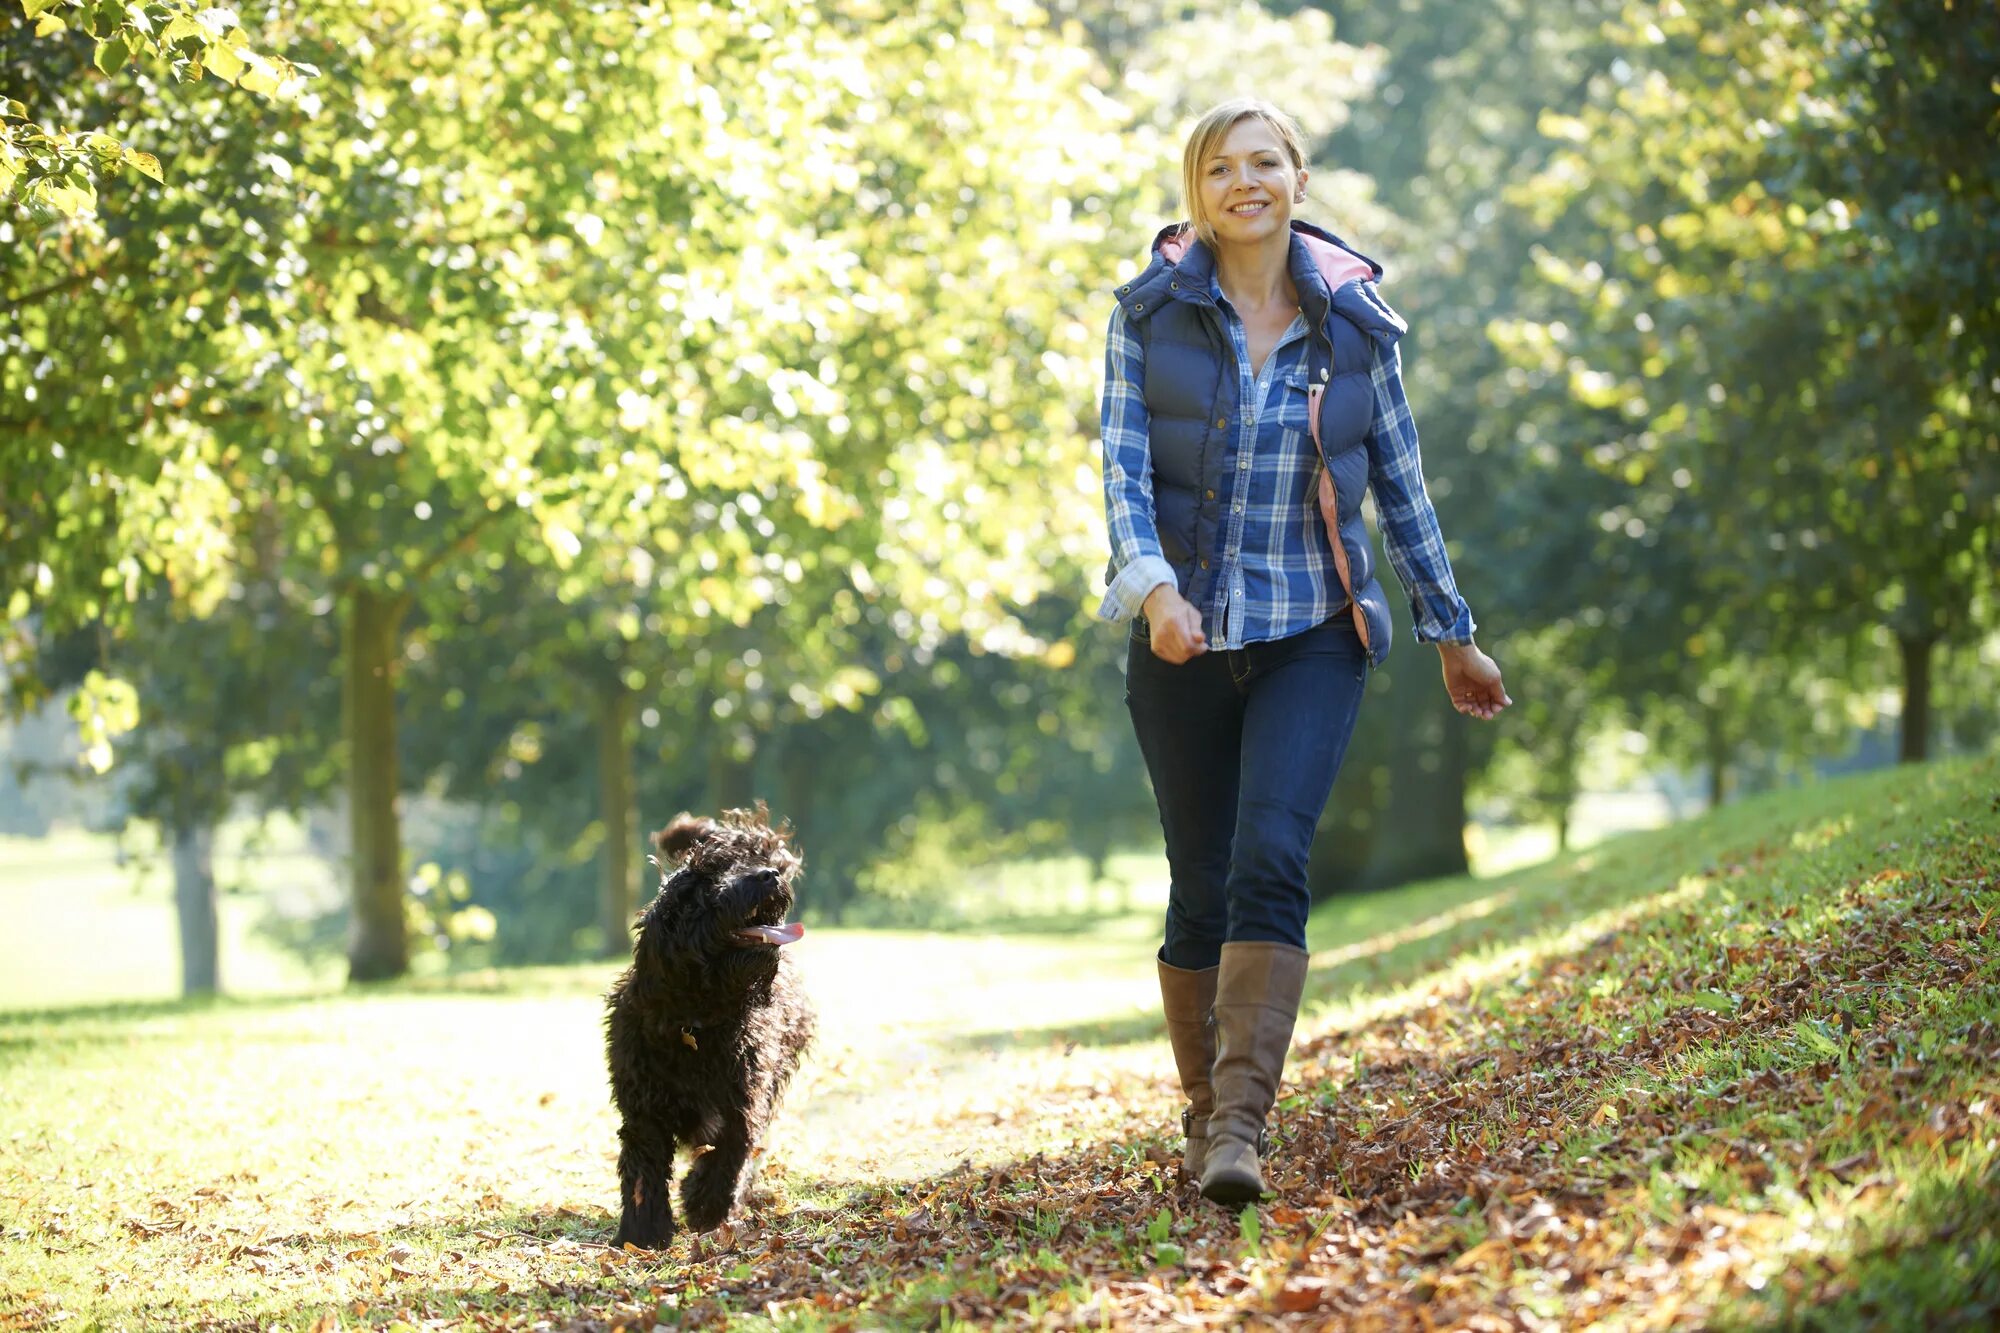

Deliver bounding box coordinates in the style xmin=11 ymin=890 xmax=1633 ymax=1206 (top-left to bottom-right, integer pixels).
xmin=1200 ymin=941 xmax=1310 ymax=1206
xmin=1157 ymin=957 xmax=1219 ymax=1182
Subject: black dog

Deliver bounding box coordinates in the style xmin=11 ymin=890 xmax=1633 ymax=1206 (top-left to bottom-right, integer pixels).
xmin=605 ymin=805 xmax=814 ymax=1248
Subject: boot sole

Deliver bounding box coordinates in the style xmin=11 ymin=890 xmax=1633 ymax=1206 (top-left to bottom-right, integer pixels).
xmin=1199 ymin=1173 xmax=1266 ymax=1206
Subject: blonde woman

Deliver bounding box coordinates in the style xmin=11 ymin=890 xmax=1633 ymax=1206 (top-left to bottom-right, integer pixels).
xmin=1099 ymin=99 xmax=1510 ymax=1204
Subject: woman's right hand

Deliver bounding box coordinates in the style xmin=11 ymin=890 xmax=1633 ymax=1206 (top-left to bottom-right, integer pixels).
xmin=1143 ymin=584 xmax=1208 ymax=663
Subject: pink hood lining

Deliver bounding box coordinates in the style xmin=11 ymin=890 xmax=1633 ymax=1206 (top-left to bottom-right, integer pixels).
xmin=1155 ymin=225 xmax=1376 ymax=295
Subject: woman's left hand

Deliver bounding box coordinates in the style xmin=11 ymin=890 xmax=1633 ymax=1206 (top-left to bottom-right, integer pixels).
xmin=1438 ymin=643 xmax=1510 ymax=720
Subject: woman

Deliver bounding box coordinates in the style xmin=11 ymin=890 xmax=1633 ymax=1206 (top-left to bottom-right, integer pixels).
xmin=1099 ymin=99 xmax=1510 ymax=1205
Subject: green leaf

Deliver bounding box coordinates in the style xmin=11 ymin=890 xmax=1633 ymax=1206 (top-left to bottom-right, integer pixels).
xmin=158 ymin=12 xmax=203 ymax=45
xmin=33 ymin=12 xmax=64 ymax=34
xmin=237 ymin=55 xmax=281 ymax=96
xmin=122 ymin=146 xmax=161 ymax=182
xmin=94 ymin=34 xmax=130 ymax=75
xmin=22 ymin=0 xmax=66 ymax=19
xmin=86 ymin=0 xmax=128 ymax=38
xmin=1151 ymin=1242 xmax=1184 ymax=1267
xmin=32 ymin=170 xmax=95 ymax=217
xmin=81 ymin=135 xmax=124 ymax=172
xmin=203 ymin=38 xmax=244 ymax=82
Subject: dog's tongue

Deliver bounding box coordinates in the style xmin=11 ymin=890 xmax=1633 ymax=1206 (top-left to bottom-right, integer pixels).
xmin=736 ymin=922 xmax=805 ymax=947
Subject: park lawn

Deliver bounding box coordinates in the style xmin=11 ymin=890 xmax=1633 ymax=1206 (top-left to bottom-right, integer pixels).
xmin=0 ymin=822 xmax=344 ymax=1009
xmin=0 ymin=756 xmax=1994 ymax=1330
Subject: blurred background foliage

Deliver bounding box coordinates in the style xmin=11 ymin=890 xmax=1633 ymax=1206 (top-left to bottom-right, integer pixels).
xmin=2 ymin=0 xmax=1994 ymax=991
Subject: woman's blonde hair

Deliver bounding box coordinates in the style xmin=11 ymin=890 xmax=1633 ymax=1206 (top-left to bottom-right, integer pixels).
xmin=1180 ymin=99 xmax=1311 ymax=248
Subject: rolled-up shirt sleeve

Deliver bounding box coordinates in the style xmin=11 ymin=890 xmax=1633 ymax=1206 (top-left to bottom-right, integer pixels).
xmin=1364 ymin=340 xmax=1478 ymax=645
xmin=1097 ymin=303 xmax=1177 ymax=622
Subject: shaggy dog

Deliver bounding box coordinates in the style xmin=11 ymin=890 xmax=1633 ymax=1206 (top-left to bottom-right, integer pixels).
xmin=604 ymin=805 xmax=815 ymax=1249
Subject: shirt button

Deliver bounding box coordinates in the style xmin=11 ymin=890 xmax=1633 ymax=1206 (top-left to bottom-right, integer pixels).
xmin=1238 ymin=459 xmax=1249 ymax=470
xmin=1199 ymin=558 xmax=1210 ymax=570
xmin=1215 ymin=417 xmax=1226 ymax=429
xmin=1233 ymin=504 xmax=1243 ymax=514
xmin=1205 ymin=488 xmax=1216 ymax=499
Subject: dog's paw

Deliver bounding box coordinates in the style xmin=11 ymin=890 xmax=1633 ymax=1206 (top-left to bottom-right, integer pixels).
xmin=680 ymin=1186 xmax=735 ymax=1232
xmin=680 ymin=1159 xmax=742 ymax=1232
xmin=613 ymin=1217 xmax=675 ymax=1251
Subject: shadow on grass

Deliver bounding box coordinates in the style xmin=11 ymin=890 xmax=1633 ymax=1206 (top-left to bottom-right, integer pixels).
xmin=0 ymin=989 xmax=336 ymax=1039
xmin=0 ymin=967 xmax=627 ymax=1064
xmin=1719 ymin=1159 xmax=2000 ymax=1332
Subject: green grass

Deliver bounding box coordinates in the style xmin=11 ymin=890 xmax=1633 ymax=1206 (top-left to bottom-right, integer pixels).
xmin=0 ymin=755 xmax=1993 ymax=1330
xmin=0 ymin=822 xmax=343 ymax=1009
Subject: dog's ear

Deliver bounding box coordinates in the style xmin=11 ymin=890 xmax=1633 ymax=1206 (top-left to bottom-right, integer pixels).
xmin=653 ymin=814 xmax=716 ymax=863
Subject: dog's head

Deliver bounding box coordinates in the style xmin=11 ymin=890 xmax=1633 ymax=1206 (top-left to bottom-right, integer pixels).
xmin=631 ymin=804 xmax=804 ymax=990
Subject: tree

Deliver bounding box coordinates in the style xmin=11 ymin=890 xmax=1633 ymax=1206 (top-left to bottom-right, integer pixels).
xmin=12 ymin=0 xmax=1160 ymax=977
xmin=1504 ymin=0 xmax=2000 ymax=765
xmin=3 ymin=0 xmax=311 ymax=218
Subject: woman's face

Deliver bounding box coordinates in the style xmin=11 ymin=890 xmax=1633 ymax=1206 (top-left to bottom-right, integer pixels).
xmin=1199 ymin=117 xmax=1305 ymax=248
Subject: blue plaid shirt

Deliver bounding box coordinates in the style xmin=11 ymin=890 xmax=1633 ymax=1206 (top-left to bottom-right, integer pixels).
xmin=1097 ymin=282 xmax=1477 ymax=650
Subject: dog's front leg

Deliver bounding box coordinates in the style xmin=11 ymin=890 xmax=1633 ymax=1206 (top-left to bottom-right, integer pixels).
xmin=680 ymin=1118 xmax=752 ymax=1232
xmin=614 ymin=1124 xmax=678 ymax=1249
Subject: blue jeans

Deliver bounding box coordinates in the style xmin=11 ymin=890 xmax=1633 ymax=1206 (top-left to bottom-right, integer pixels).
xmin=1125 ymin=616 xmax=1369 ymax=971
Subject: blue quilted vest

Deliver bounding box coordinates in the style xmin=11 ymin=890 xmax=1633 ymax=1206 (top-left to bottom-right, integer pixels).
xmin=1112 ymin=219 xmax=1401 ymax=666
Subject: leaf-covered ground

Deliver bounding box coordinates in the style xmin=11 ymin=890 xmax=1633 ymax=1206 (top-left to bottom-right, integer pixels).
xmin=2 ymin=756 xmax=1995 ymax=1330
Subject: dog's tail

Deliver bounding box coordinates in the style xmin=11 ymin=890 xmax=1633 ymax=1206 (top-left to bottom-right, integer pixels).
xmin=653 ymin=814 xmax=716 ymax=863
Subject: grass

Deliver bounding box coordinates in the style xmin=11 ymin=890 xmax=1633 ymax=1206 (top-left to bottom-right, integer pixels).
xmin=0 ymin=754 xmax=1993 ymax=1329
xmin=0 ymin=822 xmax=343 ymax=1009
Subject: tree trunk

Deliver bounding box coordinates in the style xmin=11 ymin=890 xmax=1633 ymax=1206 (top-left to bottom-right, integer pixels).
xmin=1898 ymin=633 xmax=1934 ymax=763
xmin=596 ymin=680 xmax=637 ymax=955
xmin=1705 ymin=707 xmax=1731 ymax=810
xmin=1552 ymin=718 xmax=1580 ymax=854
xmin=709 ymin=737 xmax=758 ymax=810
xmin=171 ymin=815 xmax=219 ymax=997
xmin=777 ymin=730 xmax=850 ymax=919
xmin=345 ymin=586 xmax=409 ymax=983
xmin=1367 ymin=676 xmax=1470 ymax=889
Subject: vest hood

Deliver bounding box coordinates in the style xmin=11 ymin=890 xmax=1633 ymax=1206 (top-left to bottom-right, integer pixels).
xmin=1113 ymin=220 xmax=1405 ymax=349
